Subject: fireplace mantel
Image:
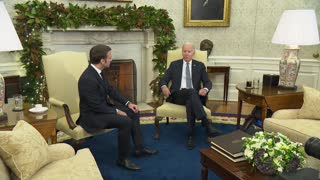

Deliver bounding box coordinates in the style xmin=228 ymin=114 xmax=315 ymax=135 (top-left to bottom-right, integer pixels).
xmin=42 ymin=26 xmax=155 ymax=103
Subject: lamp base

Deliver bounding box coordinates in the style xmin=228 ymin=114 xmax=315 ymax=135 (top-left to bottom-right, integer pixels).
xmin=278 ymin=47 xmax=300 ymax=88
xmin=0 ymin=112 xmax=8 ymax=122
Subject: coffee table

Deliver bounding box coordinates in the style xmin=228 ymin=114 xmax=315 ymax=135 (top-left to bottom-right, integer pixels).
xmin=0 ymin=103 xmax=57 ymax=143
xmin=200 ymin=148 xmax=277 ymax=180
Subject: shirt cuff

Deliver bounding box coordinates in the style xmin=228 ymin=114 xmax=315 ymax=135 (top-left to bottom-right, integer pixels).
xmin=125 ymin=101 xmax=130 ymax=106
xmin=161 ymin=85 xmax=167 ymax=89
xmin=115 ymin=109 xmax=119 ymax=113
xmin=204 ymin=88 xmax=209 ymax=92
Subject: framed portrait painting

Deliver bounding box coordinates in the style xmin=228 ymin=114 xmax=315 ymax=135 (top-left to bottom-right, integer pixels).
xmin=184 ymin=0 xmax=231 ymax=27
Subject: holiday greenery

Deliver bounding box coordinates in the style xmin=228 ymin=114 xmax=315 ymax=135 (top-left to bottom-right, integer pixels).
xmin=14 ymin=0 xmax=176 ymax=103
xmin=242 ymin=131 xmax=305 ymax=175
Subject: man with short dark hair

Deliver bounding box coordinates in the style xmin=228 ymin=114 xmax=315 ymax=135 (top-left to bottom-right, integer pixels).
xmin=77 ymin=44 xmax=158 ymax=171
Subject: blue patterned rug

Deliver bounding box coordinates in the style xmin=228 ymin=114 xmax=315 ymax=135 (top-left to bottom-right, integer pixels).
xmin=78 ymin=122 xmax=238 ymax=180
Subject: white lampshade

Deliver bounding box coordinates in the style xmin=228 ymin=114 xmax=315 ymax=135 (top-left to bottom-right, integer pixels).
xmin=272 ymin=10 xmax=320 ymax=46
xmin=0 ymin=1 xmax=23 ymax=52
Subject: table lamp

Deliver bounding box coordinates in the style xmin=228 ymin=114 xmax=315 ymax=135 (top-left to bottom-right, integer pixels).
xmin=0 ymin=0 xmax=23 ymax=120
xmin=272 ymin=10 xmax=320 ymax=89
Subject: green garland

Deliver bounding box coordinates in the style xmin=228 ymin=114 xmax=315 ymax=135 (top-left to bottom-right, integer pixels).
xmin=14 ymin=0 xmax=176 ymax=103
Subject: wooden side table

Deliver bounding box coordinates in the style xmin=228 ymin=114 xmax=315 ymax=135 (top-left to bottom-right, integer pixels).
xmin=207 ymin=66 xmax=230 ymax=103
xmin=236 ymin=83 xmax=303 ymax=129
xmin=0 ymin=103 xmax=58 ymax=143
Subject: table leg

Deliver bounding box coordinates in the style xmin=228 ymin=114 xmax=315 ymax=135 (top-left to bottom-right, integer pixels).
xmin=201 ymin=164 xmax=208 ymax=180
xmin=260 ymin=103 xmax=267 ymax=130
xmin=223 ymin=72 xmax=226 ymax=103
xmin=52 ymin=129 xmax=57 ymax=144
xmin=237 ymin=98 xmax=242 ymax=129
xmin=225 ymin=69 xmax=229 ymax=104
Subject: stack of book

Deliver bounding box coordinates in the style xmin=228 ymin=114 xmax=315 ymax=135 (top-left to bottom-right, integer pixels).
xmin=210 ymin=130 xmax=251 ymax=162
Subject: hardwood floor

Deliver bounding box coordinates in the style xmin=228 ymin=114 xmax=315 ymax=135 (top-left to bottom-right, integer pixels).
xmin=207 ymin=100 xmax=255 ymax=115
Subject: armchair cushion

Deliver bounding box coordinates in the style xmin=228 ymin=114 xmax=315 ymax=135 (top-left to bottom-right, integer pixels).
xmin=156 ymin=102 xmax=211 ymax=119
xmin=0 ymin=120 xmax=49 ymax=179
xmin=298 ymin=86 xmax=320 ymax=120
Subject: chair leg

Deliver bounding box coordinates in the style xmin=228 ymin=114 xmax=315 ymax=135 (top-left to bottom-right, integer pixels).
xmin=166 ymin=117 xmax=169 ymax=125
xmin=154 ymin=116 xmax=163 ymax=140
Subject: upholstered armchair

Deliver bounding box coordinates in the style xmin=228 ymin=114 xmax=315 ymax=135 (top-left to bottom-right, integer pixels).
xmin=42 ymin=51 xmax=112 ymax=147
xmin=264 ymin=86 xmax=320 ymax=170
xmin=154 ymin=49 xmax=211 ymax=140
xmin=0 ymin=120 xmax=103 ymax=180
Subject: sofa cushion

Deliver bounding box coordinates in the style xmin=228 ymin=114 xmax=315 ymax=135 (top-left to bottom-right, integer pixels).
xmin=0 ymin=158 xmax=10 ymax=180
xmin=30 ymin=148 xmax=103 ymax=180
xmin=298 ymin=86 xmax=320 ymax=120
xmin=0 ymin=120 xmax=49 ymax=179
xmin=264 ymin=118 xmax=320 ymax=144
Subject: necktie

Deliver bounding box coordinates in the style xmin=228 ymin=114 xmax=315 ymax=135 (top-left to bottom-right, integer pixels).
xmin=100 ymin=72 xmax=105 ymax=80
xmin=186 ymin=63 xmax=192 ymax=88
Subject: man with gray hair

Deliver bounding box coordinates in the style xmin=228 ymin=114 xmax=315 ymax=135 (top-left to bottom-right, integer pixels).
xmin=160 ymin=42 xmax=221 ymax=149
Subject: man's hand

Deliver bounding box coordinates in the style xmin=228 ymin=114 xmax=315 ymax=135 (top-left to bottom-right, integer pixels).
xmin=162 ymin=86 xmax=171 ymax=97
xmin=199 ymin=88 xmax=208 ymax=96
xmin=128 ymin=103 xmax=139 ymax=113
xmin=117 ymin=109 xmax=127 ymax=116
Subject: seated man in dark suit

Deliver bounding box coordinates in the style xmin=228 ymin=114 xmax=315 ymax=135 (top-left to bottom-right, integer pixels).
xmin=77 ymin=45 xmax=158 ymax=171
xmin=160 ymin=42 xmax=221 ymax=149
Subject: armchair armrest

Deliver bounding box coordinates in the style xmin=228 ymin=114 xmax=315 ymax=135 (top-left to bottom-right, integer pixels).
xmin=49 ymin=98 xmax=65 ymax=107
xmin=49 ymin=98 xmax=77 ymax=130
xmin=271 ymin=109 xmax=300 ymax=119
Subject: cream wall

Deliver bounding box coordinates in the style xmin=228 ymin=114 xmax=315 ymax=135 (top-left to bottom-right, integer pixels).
xmin=2 ymin=0 xmax=320 ymax=59
xmin=1 ymin=0 xmax=320 ymax=91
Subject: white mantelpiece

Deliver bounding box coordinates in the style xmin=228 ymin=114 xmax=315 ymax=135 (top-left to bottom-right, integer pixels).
xmin=42 ymin=26 xmax=155 ymax=103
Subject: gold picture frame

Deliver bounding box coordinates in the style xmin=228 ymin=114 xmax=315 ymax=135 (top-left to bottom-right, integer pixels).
xmin=184 ymin=0 xmax=231 ymax=27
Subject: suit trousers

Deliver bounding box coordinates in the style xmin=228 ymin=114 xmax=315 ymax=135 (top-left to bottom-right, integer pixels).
xmin=115 ymin=105 xmax=144 ymax=150
xmin=96 ymin=105 xmax=144 ymax=160
xmin=168 ymin=88 xmax=209 ymax=136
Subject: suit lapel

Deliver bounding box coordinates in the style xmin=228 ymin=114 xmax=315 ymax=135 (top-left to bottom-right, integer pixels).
xmin=177 ymin=60 xmax=183 ymax=85
xmin=192 ymin=60 xmax=197 ymax=86
xmin=89 ymin=66 xmax=108 ymax=92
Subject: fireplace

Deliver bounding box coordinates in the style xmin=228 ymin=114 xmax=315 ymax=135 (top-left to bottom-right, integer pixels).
xmin=103 ymin=59 xmax=137 ymax=104
xmin=42 ymin=26 xmax=155 ymax=104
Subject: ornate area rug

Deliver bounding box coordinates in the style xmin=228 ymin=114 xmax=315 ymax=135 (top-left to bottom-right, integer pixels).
xmin=140 ymin=113 xmax=246 ymax=125
xmin=57 ymin=113 xmax=246 ymax=142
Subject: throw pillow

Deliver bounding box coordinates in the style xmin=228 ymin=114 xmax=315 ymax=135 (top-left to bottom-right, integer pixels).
xmin=0 ymin=120 xmax=49 ymax=179
xmin=298 ymin=86 xmax=320 ymax=120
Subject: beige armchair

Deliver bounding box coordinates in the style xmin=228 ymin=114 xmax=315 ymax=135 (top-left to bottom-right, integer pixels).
xmin=42 ymin=51 xmax=112 ymax=147
xmin=154 ymin=49 xmax=211 ymax=140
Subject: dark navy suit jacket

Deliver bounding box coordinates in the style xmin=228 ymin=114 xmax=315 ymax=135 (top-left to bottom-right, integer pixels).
xmin=160 ymin=59 xmax=212 ymax=93
xmin=77 ymin=65 xmax=128 ymax=132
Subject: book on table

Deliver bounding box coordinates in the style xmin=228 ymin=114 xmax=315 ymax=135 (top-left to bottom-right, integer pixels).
xmin=210 ymin=130 xmax=251 ymax=160
xmin=210 ymin=145 xmax=247 ymax=162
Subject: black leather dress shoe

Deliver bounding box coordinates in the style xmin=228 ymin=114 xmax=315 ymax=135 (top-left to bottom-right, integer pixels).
xmin=116 ymin=159 xmax=141 ymax=171
xmin=206 ymin=125 xmax=222 ymax=136
xmin=186 ymin=136 xmax=196 ymax=150
xmin=134 ymin=147 xmax=159 ymax=157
